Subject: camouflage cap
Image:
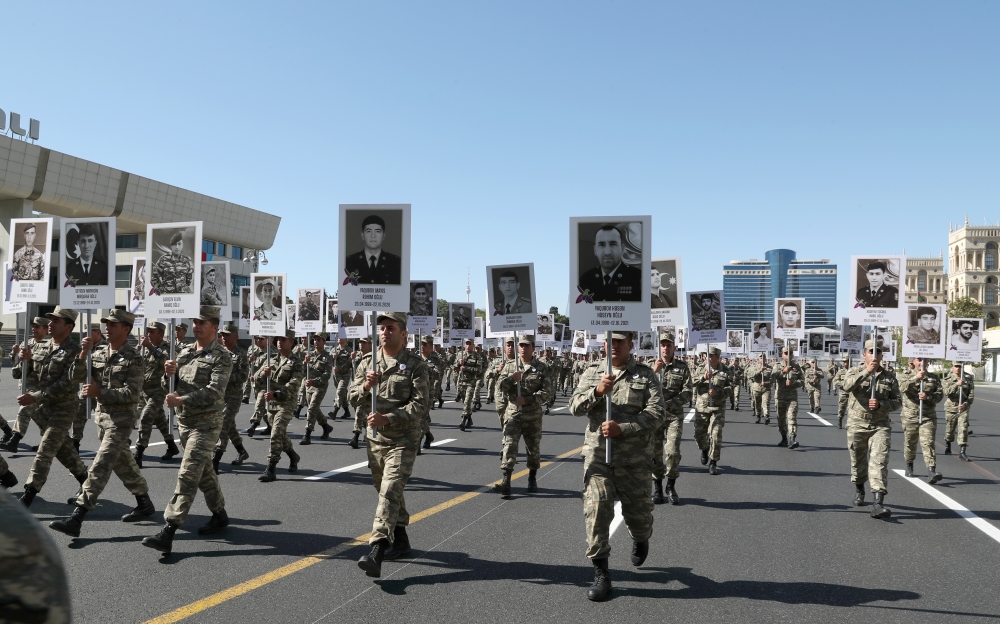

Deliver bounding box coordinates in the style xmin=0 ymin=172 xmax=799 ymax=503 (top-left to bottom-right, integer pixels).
xmin=611 ymin=331 xmax=633 ymax=340
xmin=781 ymin=347 xmax=791 ymax=354
xmin=45 ymin=306 xmax=79 ymax=323
xmin=219 ymin=323 xmax=240 ymax=335
xmin=193 ymin=307 xmax=220 ymax=322
xmin=505 ymin=336 xmax=515 ymax=343
xmin=863 ymin=339 xmax=882 ymax=352
xmin=708 ymin=346 xmax=722 ymax=356
xmin=518 ymin=334 xmax=535 ymax=345
xmin=359 ymin=336 xmax=372 ymax=344
xmin=31 ymin=316 xmax=48 ymax=326
xmin=421 ymin=334 xmax=435 ymax=344
xmin=281 ymin=329 xmax=296 ymax=339
xmin=659 ymin=330 xmax=675 ymax=343
xmin=177 ymin=322 xmax=190 ymax=330
xmin=147 ymin=321 xmax=166 ymax=332
xmin=377 ymin=311 xmax=408 ymax=329
xmin=312 ymin=332 xmax=328 ymax=341
xmin=89 ymin=323 xmax=102 ymax=331
xmin=100 ymin=309 xmax=135 ymax=325
xmin=464 ymin=337 xmax=474 ymax=343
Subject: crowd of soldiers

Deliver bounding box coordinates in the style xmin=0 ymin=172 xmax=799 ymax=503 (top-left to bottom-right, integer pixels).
xmin=0 ymin=308 xmax=979 ymax=606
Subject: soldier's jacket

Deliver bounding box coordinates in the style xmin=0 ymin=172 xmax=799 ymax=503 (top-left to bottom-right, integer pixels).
xmin=253 ymin=352 xmax=303 ymax=411
xmin=569 ymin=356 xmax=666 ymax=466
xmin=834 ymin=367 xmax=848 ymax=391
xmin=803 ymin=366 xmax=824 ymax=389
xmin=497 ymin=357 xmax=555 ymax=419
xmin=27 ymin=337 xmax=85 ymax=410
xmin=140 ymin=343 xmax=170 ymax=398
xmin=826 ymin=364 xmax=838 ymax=379
xmin=455 ymin=351 xmax=485 ymax=381
xmin=224 ymin=346 xmax=250 ymax=400
xmin=11 ymin=338 xmax=45 ymax=392
xmin=897 ymin=369 xmax=944 ymax=417
xmin=332 ymin=346 xmax=354 ymax=378
xmin=770 ymin=362 xmax=804 ymax=400
xmin=164 ymin=339 xmax=233 ymax=421
xmin=423 ymin=351 xmax=444 ymax=385
xmin=483 ymin=356 xmax=501 ymax=381
xmin=348 ymin=348 xmax=430 ymax=443
xmin=561 ymin=356 xmax=573 ymax=371
xmin=731 ymin=364 xmax=744 ymax=383
xmin=292 ymin=344 xmax=307 ymax=359
xmin=248 ymin=344 xmax=267 ymax=389
xmin=943 ymin=371 xmax=975 ymax=410
xmin=693 ymin=362 xmax=731 ymax=411
xmin=303 ymin=348 xmax=333 ymax=389
xmin=151 ymin=252 xmax=195 ymax=293
xmin=841 ymin=365 xmax=902 ymax=422
xmin=747 ymin=361 xmax=772 ymax=387
xmin=656 ymin=358 xmax=692 ymax=419
xmin=74 ymin=342 xmax=143 ymax=426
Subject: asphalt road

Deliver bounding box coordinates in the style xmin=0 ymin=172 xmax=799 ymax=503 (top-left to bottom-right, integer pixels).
xmin=4 ymin=374 xmax=1000 ymax=623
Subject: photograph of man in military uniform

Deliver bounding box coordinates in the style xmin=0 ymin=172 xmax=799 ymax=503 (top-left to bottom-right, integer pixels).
xmin=11 ymin=221 xmax=49 ymax=282
xmin=286 ymin=304 xmax=297 ymax=331
xmin=907 ymin=305 xmax=942 ymax=345
xmin=150 ymin=226 xmax=196 ymax=294
xmin=728 ymin=330 xmax=744 ymax=350
xmin=409 ymin=282 xmax=435 ymax=316
xmin=492 ymin=267 xmax=533 ymax=315
xmin=132 ymin=258 xmax=147 ymax=301
xmin=252 ymin=276 xmax=282 ymax=321
xmin=949 ymin=319 xmax=981 ymax=351
xmin=298 ymin=289 xmax=321 ymax=321
xmin=809 ymin=333 xmax=824 ymax=352
xmin=639 ymin=331 xmax=655 ymax=351
xmin=64 ymin=222 xmax=110 ymax=286
xmin=776 ymin=299 xmax=803 ymax=329
xmin=240 ymin=286 xmax=251 ymax=319
xmin=854 ymin=259 xmax=901 ymax=308
xmin=827 ymin=342 xmax=840 ymax=355
xmin=327 ymin=298 xmax=338 ymax=325
xmin=842 ymin=322 xmax=863 ymax=344
xmin=650 ymin=259 xmax=678 ymax=309
xmin=576 ymin=222 xmax=642 ymax=302
xmin=451 ymin=303 xmax=473 ymax=330
xmin=689 ymin=292 xmax=722 ymax=331
xmin=341 ymin=310 xmax=365 ymax=328
xmin=200 ymin=263 xmax=228 ymax=306
xmin=537 ymin=314 xmax=554 ymax=338
xmin=343 ymin=211 xmax=403 ymax=285
xmin=573 ymin=330 xmax=586 ymax=350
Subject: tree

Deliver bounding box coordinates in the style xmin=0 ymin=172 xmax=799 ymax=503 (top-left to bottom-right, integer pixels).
xmin=437 ymin=298 xmax=449 ymax=320
xmin=549 ymin=306 xmax=570 ymax=326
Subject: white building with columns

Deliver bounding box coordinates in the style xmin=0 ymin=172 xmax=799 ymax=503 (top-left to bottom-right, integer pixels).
xmin=949 ymin=219 xmax=1000 ymax=328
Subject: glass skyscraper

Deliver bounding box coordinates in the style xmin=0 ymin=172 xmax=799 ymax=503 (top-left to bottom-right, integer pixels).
xmin=723 ymin=249 xmax=837 ymax=332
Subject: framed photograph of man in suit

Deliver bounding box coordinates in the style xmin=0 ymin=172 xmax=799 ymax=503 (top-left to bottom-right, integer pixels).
xmin=338 ymin=204 xmax=410 ymax=311
xmin=487 ymin=263 xmax=537 ymax=334
xmin=849 ymin=255 xmax=906 ymax=326
xmin=61 ymin=219 xmax=114 ymax=311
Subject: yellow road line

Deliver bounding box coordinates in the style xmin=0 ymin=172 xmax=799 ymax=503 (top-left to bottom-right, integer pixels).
xmin=144 ymin=446 xmax=584 ymax=624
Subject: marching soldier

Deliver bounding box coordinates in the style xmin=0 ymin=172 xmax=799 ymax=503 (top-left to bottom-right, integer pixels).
xmin=772 ymin=348 xmax=804 ymax=449
xmin=349 ymin=337 xmax=373 ymax=448
xmin=256 ymin=330 xmax=304 ymax=482
xmin=570 ymin=331 xmax=664 ymax=602
xmin=748 ymin=354 xmax=771 ymax=425
xmin=455 ymin=338 xmax=485 ymax=431
xmin=134 ymin=322 xmax=181 ymax=468
xmin=693 ymin=347 xmax=731 ymax=475
xmin=841 ymin=339 xmax=902 ymax=519
xmin=351 ymin=312 xmax=429 ymax=578
xmin=142 ymin=306 xmax=233 ymax=555
xmin=826 ymin=360 xmax=838 ymax=394
xmin=328 ymin=338 xmax=355 ymax=421
xmin=174 ymin=322 xmax=189 ymax=351
xmin=49 ymin=310 xmax=155 ymax=537
xmin=804 ymin=360 xmax=824 ymax=413
xmin=213 ymin=324 xmax=251 ymax=472
xmin=300 ymin=333 xmax=335 ymax=445
xmin=729 ymin=358 xmax=742 ymax=410
xmin=898 ymin=358 xmax=944 ymax=483
xmin=419 ymin=335 xmax=443 ymax=451
xmin=2 ymin=316 xmax=49 ymax=453
xmin=650 ymin=330 xmax=692 ymax=505
xmin=70 ymin=323 xmax=107 ymax=451
xmin=943 ymin=363 xmax=974 ymax=461
xmin=246 ymin=336 xmax=273 ymax=437
xmin=834 ymin=360 xmax=850 ymax=429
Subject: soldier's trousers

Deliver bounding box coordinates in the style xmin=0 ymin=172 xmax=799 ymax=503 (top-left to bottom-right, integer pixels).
xmin=827 ymin=378 xmax=834 ymax=393
xmin=776 ymin=399 xmax=798 ymax=438
xmin=473 ymin=379 xmax=483 ymax=404
xmin=807 ymin=388 xmax=822 ymax=411
xmin=693 ymin=410 xmax=725 ymax=462
xmin=163 ymin=415 xmax=226 ymax=526
xmin=500 ymin=415 xmax=543 ymax=471
xmin=731 ymin=384 xmax=741 ymax=405
xmin=651 ymin=416 xmax=683 ymax=480
xmin=846 ymin=416 xmax=891 ymax=494
xmin=306 ymin=385 xmax=329 ymax=430
xmin=837 ymin=392 xmax=849 ymax=423
xmin=332 ymin=376 xmax=351 ymax=412
xmin=242 ymin=377 xmax=252 ymax=402
xmin=583 ymin=455 xmax=653 ymax=560
xmin=752 ymin=388 xmax=770 ymax=420
xmin=13 ymin=404 xmax=43 ymax=436
xmin=137 ymin=394 xmax=174 ymax=447
xmin=215 ymin=399 xmax=243 ymax=453
xmin=78 ymin=419 xmax=149 ymax=511
xmin=267 ymin=409 xmax=294 ymax=463
xmin=367 ymin=435 xmax=418 ymax=545
xmin=0 ymin=455 xmax=8 ymax=478
xmin=945 ymin=408 xmax=969 ymax=446
xmin=457 ymin=381 xmax=476 ymax=416
xmin=26 ymin=411 xmax=88 ymax=492
xmin=485 ymin=376 xmax=496 ymax=401
xmin=902 ymin=414 xmax=937 ymax=470
xmin=72 ymin=400 xmax=88 ymax=441
xmin=250 ymin=390 xmax=271 ymax=427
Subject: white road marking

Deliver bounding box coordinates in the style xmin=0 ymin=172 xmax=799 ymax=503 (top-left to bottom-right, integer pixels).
xmin=807 ymin=412 xmax=834 ymax=426
xmin=609 ymin=501 xmax=624 ymax=536
xmin=684 ymin=409 xmax=696 ymax=423
xmin=552 ymin=406 xmax=568 ymax=412
xmin=304 ymin=438 xmax=456 ymax=481
xmin=893 ymin=469 xmax=1000 ymax=545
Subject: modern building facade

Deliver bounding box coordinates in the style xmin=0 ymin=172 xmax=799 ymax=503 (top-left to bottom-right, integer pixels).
xmin=948 ymin=219 xmax=1000 ymax=327
xmin=904 ymin=254 xmax=947 ymax=305
xmin=723 ymin=249 xmax=837 ymax=332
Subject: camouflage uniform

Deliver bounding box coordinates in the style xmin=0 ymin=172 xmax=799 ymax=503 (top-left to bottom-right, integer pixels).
xmin=841 ymin=365 xmax=902 ymax=494
xmin=496 ymin=355 xmax=554 ymax=472
xmin=771 ymin=361 xmax=803 ymax=441
xmin=11 ymin=336 xmax=45 ymax=437
xmin=651 ymin=357 xmax=692 ymax=481
xmin=243 ymin=343 xmax=261 ymax=402
xmin=11 ymin=245 xmax=46 ymax=280
xmin=74 ymin=339 xmax=149 ymax=511
xmin=421 ymin=348 xmax=444 ymax=432
xmin=834 ymin=366 xmax=850 ymax=426
xmin=137 ymin=341 xmax=174 ymax=448
xmin=254 ymin=348 xmax=304 ymax=465
xmin=804 ymin=365 xmax=824 ymax=412
xmin=303 ymin=346 xmax=333 ymax=432
xmin=897 ymin=368 xmax=944 ymax=472
xmin=455 ymin=349 xmax=485 ymax=417
xmin=693 ymin=360 xmax=731 ymax=463
xmin=162 ymin=337 xmax=232 ymax=526
xmin=330 ymin=345 xmax=354 ymax=420
xmin=826 ymin=363 xmax=837 ymax=393
xmin=943 ymin=370 xmax=975 ymax=447
xmin=216 ymin=343 xmax=249 ymax=452
xmin=748 ymin=359 xmax=771 ymax=422
xmin=730 ymin=362 xmax=743 ymax=407
xmin=150 ymin=252 xmax=195 ymax=294
xmin=72 ymin=336 xmax=107 ymax=443
xmin=570 ymin=354 xmax=664 ymax=560
xmin=248 ymin=344 xmax=272 ymax=431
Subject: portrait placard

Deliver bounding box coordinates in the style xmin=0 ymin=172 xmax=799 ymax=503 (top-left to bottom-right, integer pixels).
xmin=146 ymin=221 xmax=202 ymax=318
xmin=877 ymin=330 xmax=896 ymax=362
xmin=433 ymin=317 xmax=443 ymax=346
xmin=570 ymin=216 xmax=651 ymax=331
xmin=325 ymin=298 xmax=338 ymax=333
xmin=474 ymin=317 xmax=484 ymax=346
xmin=826 ymin=341 xmax=840 ymax=356
xmin=129 ymin=257 xmax=147 ymax=317
xmin=774 ymin=298 xmax=805 ymax=341
xmin=840 ymin=317 xmax=863 ymax=352
xmin=408 ymin=280 xmax=436 ymax=331
xmin=285 ymin=304 xmax=297 ymax=332
xmin=807 ymin=332 xmax=825 ymax=356
xmin=902 ymin=303 xmax=946 ymax=359
xmin=636 ymin=331 xmax=656 ymax=357
xmin=849 ymin=255 xmax=906 ymax=326
xmin=296 ymin=288 xmax=324 ymax=333
xmin=553 ymin=323 xmax=565 ymax=344
xmin=200 ymin=261 xmax=231 ymax=321
xmin=2 ymin=262 xmax=26 ymax=314
xmin=674 ymin=326 xmax=687 ymax=350
xmin=799 ymin=339 xmax=808 ymax=358
xmin=449 ymin=302 xmax=475 ymax=340
xmin=687 ymin=290 xmax=725 ymax=345
xmin=338 ymin=204 xmax=411 ymax=312
xmin=948 ymin=318 xmax=983 ymax=362
xmin=339 ymin=309 xmax=369 ymax=339
xmin=133 ymin=315 xmax=146 ymax=333
xmin=60 ymin=218 xmax=115 ymax=309
xmin=249 ymin=272 xmax=286 ymax=337
xmin=726 ymin=329 xmax=746 ymax=354
xmin=750 ymin=321 xmax=774 ymax=353
xmin=239 ymin=286 xmax=251 ymax=330
xmin=7 ymin=218 xmax=53 ymax=304
xmin=487 ymin=263 xmax=537 ymax=332
xmin=536 ymin=313 xmax=555 ymax=343
xmin=571 ymin=329 xmax=589 ymax=355
xmin=650 ymin=257 xmax=682 ymax=327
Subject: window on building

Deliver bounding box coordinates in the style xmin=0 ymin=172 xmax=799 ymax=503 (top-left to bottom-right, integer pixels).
xmin=917 ymin=270 xmax=927 ymax=292
xmin=116 ymin=234 xmax=140 ymax=249
xmin=49 ymin=267 xmax=58 ymax=290
xmin=202 ymin=240 xmax=216 ymax=255
xmin=115 ymin=265 xmax=132 ymax=289
xmin=231 ymin=246 xmax=243 ymax=260
xmin=52 ymin=237 xmax=59 ymax=252
xmin=231 ymin=274 xmax=249 ymax=296
xmin=988 ymin=243 xmax=998 ymax=270
xmin=217 ymin=243 xmax=226 ymax=256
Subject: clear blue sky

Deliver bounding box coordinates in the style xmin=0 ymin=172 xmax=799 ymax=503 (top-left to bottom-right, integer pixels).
xmin=6 ymin=2 xmax=998 ymax=323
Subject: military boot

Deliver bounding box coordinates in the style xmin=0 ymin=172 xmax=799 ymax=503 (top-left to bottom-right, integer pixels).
xmin=50 ymin=506 xmax=88 ymax=537
xmin=259 ymin=462 xmax=278 ymax=482
xmin=300 ymin=428 xmax=313 ymax=446
xmin=870 ymin=492 xmax=891 ymax=519
xmin=944 ymin=441 xmax=952 ymax=455
xmin=122 ymin=493 xmax=156 ymax=522
xmin=755 ymin=415 xmax=761 ymax=424
xmin=665 ymin=478 xmax=679 ymax=505
xmin=328 ymin=407 xmax=340 ymax=420
xmin=349 ymin=432 xmax=361 ymax=449
xmin=438 ymin=398 xmax=444 ymax=409
xmin=133 ymin=444 xmax=146 ymax=469
xmin=261 ymin=423 xmax=272 ymax=436
xmin=631 ymin=540 xmax=649 ymax=567
xmin=161 ymin=439 xmax=180 ymax=461
xmin=358 ymin=539 xmax=389 ymax=578
xmin=231 ymin=444 xmax=249 ymax=465
xmin=423 ymin=431 xmax=434 ymax=449
xmin=197 ymin=508 xmax=230 ymax=535
xmin=245 ymin=423 xmax=257 ymax=437
xmin=928 ymin=466 xmax=942 ymax=484
xmin=708 ymin=461 xmax=719 ymax=476
xmin=700 ymin=449 xmax=709 ymax=465
xmin=527 ymin=469 xmax=538 ymax=493
xmin=212 ymin=449 xmax=224 ymax=474
xmin=778 ymin=435 xmax=788 ymax=447
xmin=320 ymin=423 xmax=334 ymax=440
xmin=651 ymin=479 xmax=664 ymax=504
xmin=788 ymin=435 xmax=799 ymax=450
xmin=19 ymin=485 xmax=38 ymax=507
xmin=294 ymin=404 xmax=304 ymax=419
xmin=1 ymin=431 xmax=23 ymax=452
xmin=904 ymin=461 xmax=914 ymax=478
xmin=586 ymin=558 xmax=612 ymax=602
xmin=838 ymin=417 xmax=843 ymax=430
xmin=959 ymin=445 xmax=970 ymax=462
xmin=0 ymin=423 xmax=11 ymax=445
xmin=499 ymin=470 xmax=512 ymax=498
xmin=853 ymin=484 xmax=865 ymax=507
xmin=0 ymin=471 xmax=17 ymax=489
xmin=342 ymin=406 xmax=352 ymax=420
xmin=286 ymin=448 xmax=300 ymax=473
xmin=764 ymin=417 xmax=770 ymax=425
xmin=142 ymin=522 xmax=179 ymax=554
xmin=67 ymin=472 xmax=88 ymax=505
xmin=384 ymin=525 xmax=412 ymax=561
xmin=459 ymin=416 xmax=468 ymax=432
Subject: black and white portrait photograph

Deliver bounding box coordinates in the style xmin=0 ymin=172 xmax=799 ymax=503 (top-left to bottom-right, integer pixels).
xmin=948 ymin=318 xmax=982 ymax=362
xmin=751 ymin=321 xmax=773 ymax=352
xmin=775 ymin=298 xmax=803 ymax=330
xmin=64 ymin=221 xmax=110 ymax=286
xmin=432 ymin=317 xmax=443 ymax=344
xmin=339 ymin=204 xmax=411 ymax=311
xmin=297 ymin=289 xmax=322 ymax=322
xmin=553 ymin=323 xmax=565 ymax=343
xmin=727 ymin=330 xmax=744 ymax=350
xmin=572 ymin=329 xmax=588 ymax=354
xmin=826 ymin=342 xmax=840 ymax=355
xmin=150 ymin=225 xmax=197 ymax=295
xmin=409 ymin=281 xmax=436 ymax=316
xmin=906 ymin=304 xmax=944 ymax=345
xmin=9 ymin=219 xmax=50 ymax=282
xmin=490 ymin=265 xmax=534 ymax=315
xmin=841 ymin=319 xmax=863 ymax=344
xmin=286 ymin=304 xmax=297 ymax=332
xmin=326 ymin=298 xmax=338 ymax=331
xmin=689 ymin=291 xmax=723 ymax=332
xmin=675 ymin=327 xmax=686 ymax=349
xmin=650 ymin=258 xmax=680 ymax=309
xmin=133 ymin=258 xmax=146 ymax=302
xmin=200 ymin=262 xmax=229 ymax=306
xmin=240 ymin=286 xmax=251 ymax=328
xmin=450 ymin=302 xmax=474 ymax=339
xmin=536 ymin=313 xmax=554 ymax=341
xmin=341 ymin=309 xmax=365 ymax=328
xmin=850 ymin=255 xmax=905 ymax=326
xmin=249 ymin=272 xmax=286 ymax=337
xmin=809 ymin=332 xmax=824 ymax=352
xmin=639 ymin=331 xmax=655 ymax=351
xmin=576 ymin=221 xmax=643 ymax=303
